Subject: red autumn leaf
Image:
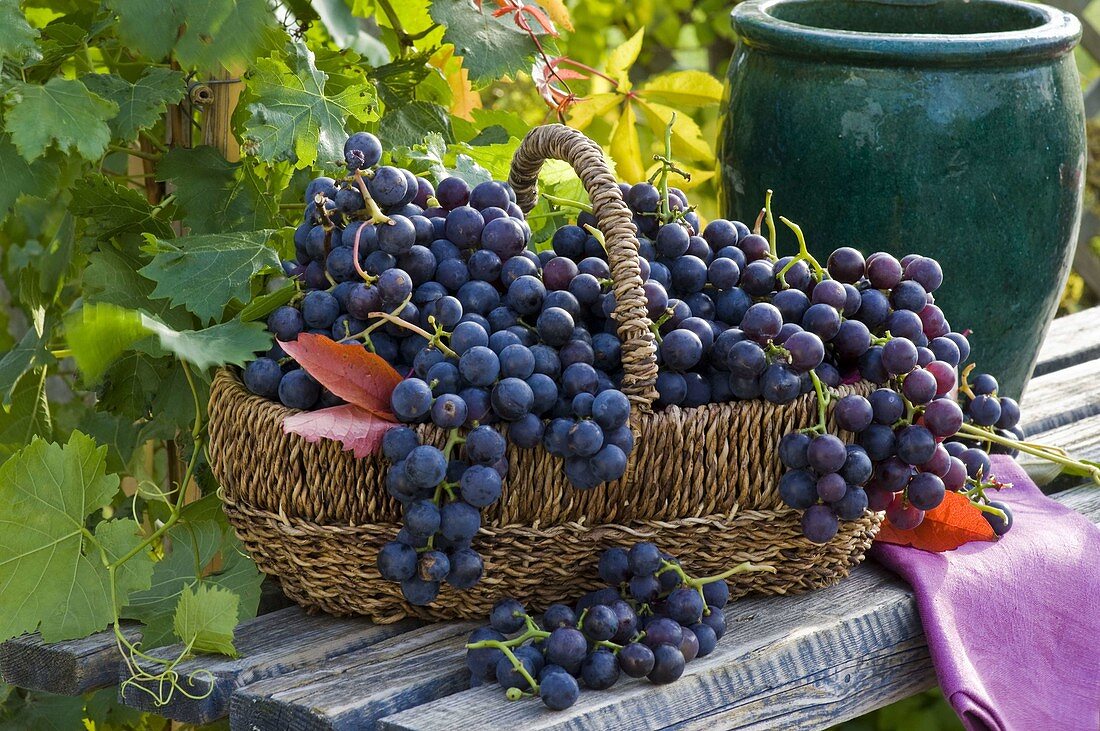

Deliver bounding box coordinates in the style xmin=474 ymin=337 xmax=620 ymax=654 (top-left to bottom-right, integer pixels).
xmin=283 ymin=405 xmax=394 ymax=458
xmin=279 ymin=333 xmax=402 ymax=419
xmin=875 ymin=491 xmax=998 ymax=552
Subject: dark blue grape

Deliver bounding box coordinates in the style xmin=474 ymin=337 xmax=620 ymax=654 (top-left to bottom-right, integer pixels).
xmin=278 ymin=370 xmax=320 ymax=409
xmin=391 ymin=378 xmax=433 ymax=421
xmin=466 ymin=424 xmax=506 ymax=464
xmin=540 ymin=670 xmax=580 ymax=710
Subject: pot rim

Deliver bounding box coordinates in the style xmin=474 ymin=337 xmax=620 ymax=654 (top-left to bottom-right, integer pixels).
xmin=731 ymin=0 xmax=1081 ymax=66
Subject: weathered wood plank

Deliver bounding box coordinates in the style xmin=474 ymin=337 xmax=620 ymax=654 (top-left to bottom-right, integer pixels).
xmin=0 ymin=624 xmax=141 ymax=697
xmin=1019 ymin=358 xmax=1100 ymax=436
xmin=1033 ymin=306 xmax=1100 ymax=377
xmin=230 ymin=621 xmax=478 ymax=731
xmin=378 ymin=485 xmax=1100 ymax=731
xmin=119 ymin=607 xmax=419 ymax=725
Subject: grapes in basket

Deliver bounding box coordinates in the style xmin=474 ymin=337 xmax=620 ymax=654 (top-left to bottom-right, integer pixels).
xmin=240 ymin=129 xmax=1022 ymax=604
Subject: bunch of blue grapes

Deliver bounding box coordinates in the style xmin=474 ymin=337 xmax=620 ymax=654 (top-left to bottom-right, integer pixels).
xmin=465 ymin=543 xmax=730 ymax=710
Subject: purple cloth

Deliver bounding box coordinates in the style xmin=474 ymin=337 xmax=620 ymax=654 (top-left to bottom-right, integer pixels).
xmin=871 ymin=456 xmax=1100 ymax=731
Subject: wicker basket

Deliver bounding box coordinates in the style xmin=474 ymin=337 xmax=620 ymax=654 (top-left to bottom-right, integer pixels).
xmin=209 ymin=124 xmax=883 ymax=624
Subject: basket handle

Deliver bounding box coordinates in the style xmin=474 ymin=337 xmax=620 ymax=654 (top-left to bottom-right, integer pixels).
xmin=508 ymin=124 xmax=659 ymax=413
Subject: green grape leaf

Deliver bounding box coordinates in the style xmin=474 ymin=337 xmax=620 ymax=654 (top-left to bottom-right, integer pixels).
xmin=84 ymin=247 xmax=192 ymax=330
xmin=82 ymin=69 xmax=186 ymax=142
xmin=0 ymin=312 xmax=53 ymax=409
xmin=430 ymin=1 xmax=542 ymax=82
xmin=0 ymin=368 xmax=52 ymax=462
xmin=372 ymin=54 xmax=432 ymax=109
xmin=139 ymin=230 xmax=282 ymax=323
xmin=378 ymin=100 xmax=454 ymax=148
xmin=65 ymin=304 xmax=272 ymax=381
xmin=76 ymin=411 xmax=140 ymax=474
xmin=95 ymin=519 xmax=155 ymax=604
xmin=243 ymin=40 xmax=379 ymax=169
xmin=0 ymin=135 xmax=60 ymax=225
xmin=96 ymin=351 xmax=170 ymax=423
xmin=173 ymin=583 xmax=240 ymax=656
xmin=69 ymin=175 xmax=175 ymax=241
xmin=4 ymin=78 xmax=118 ymax=162
xmin=0 ymin=433 xmax=155 ymax=642
xmin=239 ymin=282 xmax=297 ymax=322
xmin=1 ymin=690 xmax=85 ymax=731
xmin=312 ymin=0 xmax=390 ymax=65
xmin=126 ymin=520 xmax=261 ymax=648
xmin=106 ymin=0 xmax=274 ymax=69
xmin=0 ymin=0 xmax=40 ymax=63
xmin=157 ymin=147 xmax=278 ymax=234
xmin=23 ymin=23 xmax=87 ymax=82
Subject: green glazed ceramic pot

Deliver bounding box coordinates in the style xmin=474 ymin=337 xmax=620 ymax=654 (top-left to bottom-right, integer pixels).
xmin=720 ymin=0 xmax=1085 ymax=397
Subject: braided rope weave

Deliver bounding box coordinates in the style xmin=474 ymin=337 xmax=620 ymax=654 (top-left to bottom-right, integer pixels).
xmin=209 ymin=126 xmax=884 ymax=622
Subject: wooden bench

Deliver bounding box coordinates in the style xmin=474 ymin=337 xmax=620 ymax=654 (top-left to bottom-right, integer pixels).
xmin=4 ymin=305 xmax=1099 ymax=730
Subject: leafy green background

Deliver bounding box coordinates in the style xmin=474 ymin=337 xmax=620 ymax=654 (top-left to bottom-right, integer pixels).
xmin=0 ymin=0 xmax=1092 ymax=728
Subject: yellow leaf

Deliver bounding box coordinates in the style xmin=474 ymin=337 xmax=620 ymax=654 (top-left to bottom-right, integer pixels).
xmin=539 ymin=0 xmax=574 ymax=32
xmin=636 ymin=100 xmax=713 ymax=163
xmin=431 ymin=46 xmax=481 ymax=121
xmin=567 ymin=92 xmax=622 ymax=131
xmin=640 ymin=70 xmax=724 ymax=108
xmin=610 ymin=101 xmax=645 ymax=184
xmin=606 ymin=28 xmax=644 ymax=90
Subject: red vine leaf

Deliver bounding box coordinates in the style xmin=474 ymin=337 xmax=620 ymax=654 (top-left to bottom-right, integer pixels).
xmin=278 ymin=333 xmax=401 ymax=419
xmin=283 ymin=405 xmax=394 ymax=458
xmin=875 ymin=491 xmax=997 ymax=552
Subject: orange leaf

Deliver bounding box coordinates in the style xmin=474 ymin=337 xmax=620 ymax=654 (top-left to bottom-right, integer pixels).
xmin=283 ymin=405 xmax=394 ymax=458
xmin=278 ymin=333 xmax=401 ymax=419
xmin=875 ymin=491 xmax=997 ymax=552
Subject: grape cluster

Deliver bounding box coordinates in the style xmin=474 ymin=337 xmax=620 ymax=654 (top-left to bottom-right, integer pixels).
xmin=465 ymin=543 xmax=743 ymax=711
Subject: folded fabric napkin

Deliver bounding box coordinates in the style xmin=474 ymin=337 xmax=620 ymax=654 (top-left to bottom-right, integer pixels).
xmin=871 ymin=455 xmax=1100 ymax=731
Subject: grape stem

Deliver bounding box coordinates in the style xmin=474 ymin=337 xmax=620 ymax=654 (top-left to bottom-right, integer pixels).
xmin=466 ymin=615 xmax=550 ymax=696
xmin=776 ymin=217 xmax=826 ymax=286
xmin=800 ymin=370 xmax=831 ymax=436
xmin=542 ymin=193 xmax=593 ymax=214
xmin=366 ymin=307 xmax=459 ymax=359
xmin=656 ymin=559 xmax=776 ymax=616
xmin=764 ymin=189 xmax=777 ymax=259
xmin=351 ymin=170 xmax=393 ymax=226
xmin=956 ymin=422 xmax=1100 ymax=485
xmin=350 ymin=222 xmax=378 ymax=285
xmin=582 ymin=224 xmax=608 ymax=255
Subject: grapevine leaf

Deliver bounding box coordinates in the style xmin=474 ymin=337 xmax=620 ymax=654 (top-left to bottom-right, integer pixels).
xmin=0 ymin=369 xmax=51 ymax=460
xmin=0 ymin=313 xmax=54 ymax=409
xmin=69 ymin=175 xmax=175 ymax=241
xmin=238 ymin=282 xmax=297 ymax=322
xmin=82 ymin=69 xmax=186 ymax=142
xmin=539 ymin=0 xmax=574 ymax=32
xmin=379 ymin=101 xmax=454 ymax=148
xmin=610 ymin=100 xmax=644 ymax=184
xmin=606 ymin=28 xmax=644 ymax=90
xmin=430 ymin=1 xmax=541 ymax=82
xmin=94 ymin=519 xmax=155 ymax=606
xmin=0 ymin=433 xmax=137 ymax=642
xmin=0 ymin=135 xmax=60 ymax=223
xmin=373 ymin=54 xmax=433 ymax=110
xmin=97 ymin=351 xmax=168 ymax=422
xmin=874 ymin=491 xmax=998 ymax=552
xmin=4 ymin=78 xmax=118 ymax=162
xmin=22 ymin=23 xmax=86 ymax=82
xmin=431 ymin=47 xmax=479 ymax=122
xmin=105 ymin=0 xmax=274 ymax=69
xmin=76 ymin=411 xmax=140 ymax=474
xmin=312 ymin=0 xmax=390 ymax=65
xmin=139 ymin=230 xmax=282 ymax=323
xmin=278 ymin=333 xmax=401 ymax=417
xmin=157 ymin=147 xmax=278 ymax=234
xmin=84 ymin=247 xmax=192 ymax=330
xmin=0 ymin=691 xmax=84 ymax=730
xmin=0 ymin=0 xmax=40 ymax=63
xmin=639 ymin=70 xmax=724 ymax=107
xmin=125 ymin=519 xmax=263 ymax=649
xmin=283 ymin=404 xmax=394 ymax=457
xmin=566 ymin=92 xmax=622 ymax=132
xmin=173 ymin=583 xmax=239 ymax=656
xmin=65 ymin=304 xmax=272 ymax=381
xmin=243 ymin=41 xmax=379 ymax=169
xmin=636 ymin=99 xmax=713 ymax=162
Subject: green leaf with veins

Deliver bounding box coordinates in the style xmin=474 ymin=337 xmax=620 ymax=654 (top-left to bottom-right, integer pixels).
xmin=105 ymin=0 xmax=274 ymax=69
xmin=65 ymin=304 xmax=272 ymax=381
xmin=23 ymin=23 xmax=86 ymax=82
xmin=0 ymin=369 xmax=52 ymax=459
xmin=0 ymin=0 xmax=40 ymax=63
xmin=243 ymin=40 xmax=378 ymax=169
xmin=4 ymin=78 xmax=118 ymax=162
xmin=0 ymin=135 xmax=61 ymax=224
xmin=1 ymin=690 xmax=85 ymax=731
xmin=0 ymin=312 xmax=54 ymax=409
xmin=173 ymin=583 xmax=240 ymax=656
xmin=69 ymin=175 xmax=175 ymax=241
xmin=126 ymin=519 xmax=261 ymax=648
xmin=139 ymin=230 xmax=282 ymax=323
xmin=0 ymin=433 xmax=155 ymax=642
xmin=96 ymin=351 xmax=169 ymax=422
xmin=76 ymin=410 xmax=140 ymax=474
xmin=84 ymin=247 xmax=192 ymax=330
xmin=430 ymin=1 xmax=544 ymax=82
xmin=157 ymin=147 xmax=278 ymax=234
xmin=82 ymin=69 xmax=186 ymax=142
xmin=379 ymin=101 xmax=454 ymax=148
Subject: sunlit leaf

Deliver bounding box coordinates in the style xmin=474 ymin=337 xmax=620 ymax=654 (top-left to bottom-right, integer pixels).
xmin=173 ymin=583 xmax=239 ymax=656
xmin=606 ymin=28 xmax=644 ymax=90
xmin=639 ymin=70 xmax=724 ymax=107
xmin=609 ymin=100 xmax=644 ymax=184
xmin=82 ymin=69 xmax=186 ymax=142
xmin=636 ymin=99 xmax=713 ymax=162
xmin=430 ymin=0 xmax=542 ymax=82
